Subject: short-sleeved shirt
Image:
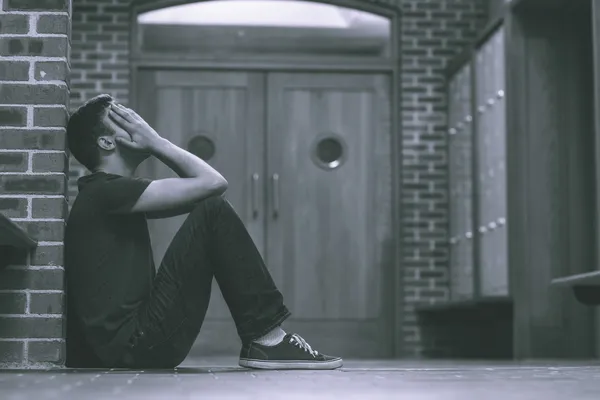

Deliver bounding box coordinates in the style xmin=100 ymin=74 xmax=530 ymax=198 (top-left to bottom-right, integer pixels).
xmin=65 ymin=172 xmax=155 ymax=367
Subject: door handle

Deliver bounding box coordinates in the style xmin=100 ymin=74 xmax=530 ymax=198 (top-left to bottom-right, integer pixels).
xmin=271 ymin=173 xmax=280 ymax=219
xmin=251 ymin=173 xmax=259 ymax=219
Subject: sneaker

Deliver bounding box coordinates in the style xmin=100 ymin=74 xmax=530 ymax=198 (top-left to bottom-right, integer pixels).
xmin=239 ymin=333 xmax=343 ymax=370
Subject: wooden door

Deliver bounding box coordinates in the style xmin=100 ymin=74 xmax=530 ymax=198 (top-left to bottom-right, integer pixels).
xmin=136 ymin=70 xmax=394 ymax=358
xmin=266 ymin=73 xmax=393 ymax=358
xmin=136 ymin=70 xmax=266 ymax=355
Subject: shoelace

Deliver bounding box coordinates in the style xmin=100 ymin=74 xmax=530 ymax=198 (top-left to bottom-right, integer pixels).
xmin=289 ymin=334 xmax=319 ymax=357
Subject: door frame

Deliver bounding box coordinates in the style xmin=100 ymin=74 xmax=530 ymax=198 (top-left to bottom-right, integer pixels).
xmin=128 ymin=0 xmax=405 ymax=358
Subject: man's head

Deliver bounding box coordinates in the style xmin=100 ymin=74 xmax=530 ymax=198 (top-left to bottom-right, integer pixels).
xmin=67 ymin=94 xmax=145 ymax=172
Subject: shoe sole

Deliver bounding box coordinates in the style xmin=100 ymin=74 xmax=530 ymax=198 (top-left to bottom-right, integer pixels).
xmin=239 ymin=357 xmax=343 ymax=370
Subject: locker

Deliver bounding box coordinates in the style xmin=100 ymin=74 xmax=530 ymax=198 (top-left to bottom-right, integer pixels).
xmin=475 ymin=27 xmax=508 ymax=297
xmin=448 ymin=63 xmax=474 ymax=301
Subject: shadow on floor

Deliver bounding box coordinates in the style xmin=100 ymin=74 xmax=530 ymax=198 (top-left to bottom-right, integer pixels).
xmin=0 ymin=366 xmax=249 ymax=374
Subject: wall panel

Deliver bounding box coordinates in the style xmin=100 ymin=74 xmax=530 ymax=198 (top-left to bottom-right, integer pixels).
xmin=448 ymin=64 xmax=475 ymax=301
xmin=475 ymin=27 xmax=508 ymax=297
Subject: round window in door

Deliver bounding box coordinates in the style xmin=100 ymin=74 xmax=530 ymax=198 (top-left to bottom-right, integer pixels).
xmin=311 ymin=133 xmax=347 ymax=170
xmin=187 ymin=134 xmax=216 ymax=161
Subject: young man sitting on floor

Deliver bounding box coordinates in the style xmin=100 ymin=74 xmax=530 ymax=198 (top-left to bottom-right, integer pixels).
xmin=64 ymin=94 xmax=343 ymax=370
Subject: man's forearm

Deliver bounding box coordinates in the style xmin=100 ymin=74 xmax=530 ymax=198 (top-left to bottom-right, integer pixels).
xmin=149 ymin=138 xmax=226 ymax=182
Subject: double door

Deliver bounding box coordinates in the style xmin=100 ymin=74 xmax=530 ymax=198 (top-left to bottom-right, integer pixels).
xmin=136 ymin=69 xmax=393 ymax=358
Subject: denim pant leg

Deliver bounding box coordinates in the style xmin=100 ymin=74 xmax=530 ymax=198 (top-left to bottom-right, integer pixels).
xmin=121 ymin=196 xmax=291 ymax=368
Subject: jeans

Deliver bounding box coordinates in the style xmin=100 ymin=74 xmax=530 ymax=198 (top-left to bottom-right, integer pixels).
xmin=118 ymin=195 xmax=291 ymax=368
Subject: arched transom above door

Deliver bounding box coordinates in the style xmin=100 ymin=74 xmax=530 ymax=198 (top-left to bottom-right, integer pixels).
xmin=138 ymin=0 xmax=388 ymax=27
xmin=133 ymin=0 xmax=393 ymax=59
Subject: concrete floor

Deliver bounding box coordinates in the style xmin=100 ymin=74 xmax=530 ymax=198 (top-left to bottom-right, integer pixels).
xmin=1 ymin=358 xmax=600 ymax=400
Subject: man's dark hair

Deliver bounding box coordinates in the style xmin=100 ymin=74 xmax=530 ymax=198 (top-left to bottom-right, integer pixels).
xmin=67 ymin=94 xmax=114 ymax=171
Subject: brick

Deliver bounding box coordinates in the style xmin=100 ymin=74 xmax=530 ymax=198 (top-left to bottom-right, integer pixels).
xmin=416 ymin=20 xmax=442 ymax=29
xmin=72 ymin=22 xmax=98 ymax=34
xmin=28 ymin=340 xmax=64 ymax=363
xmin=97 ymin=32 xmax=115 ymax=43
xmin=0 ymin=151 xmax=28 ymax=172
xmin=432 ymin=29 xmax=458 ymax=39
xmin=417 ymin=39 xmax=444 ymax=47
xmin=15 ymin=220 xmax=64 ymax=241
xmin=0 ymin=269 xmax=63 ymax=290
xmin=100 ymin=62 xmax=128 ymax=72
xmin=0 ymin=316 xmax=63 ymax=338
xmin=36 ymin=14 xmax=69 ymax=35
xmin=34 ymin=107 xmax=68 ymax=127
xmin=103 ymin=82 xmax=127 ymax=90
xmin=0 ymin=198 xmax=27 ymax=218
xmin=419 ymin=269 xmax=448 ymax=279
xmin=416 ymin=1 xmax=442 ymax=10
xmin=30 ymin=293 xmax=63 ymax=314
xmin=103 ymin=24 xmax=128 ymax=33
xmin=446 ymin=21 xmax=472 ymax=30
xmin=73 ymin=4 xmax=99 ymax=13
xmin=32 ymin=197 xmax=67 ymax=219
xmin=420 ymin=289 xmax=448 ymax=298
xmin=0 ymin=174 xmax=66 ymax=195
xmin=86 ymin=72 xmax=111 ymax=80
xmin=0 ymin=61 xmax=29 ymax=81
xmin=32 ymin=245 xmax=63 ymax=266
xmin=71 ymin=81 xmax=94 ymax=90
xmin=86 ymin=53 xmax=111 ymax=61
xmin=10 ymin=244 xmax=64 ymax=266
xmin=0 ymin=84 xmax=68 ymax=105
xmin=34 ymin=61 xmax=68 ymax=82
xmin=5 ymin=0 xmax=69 ymax=11
xmin=0 ymin=107 xmax=26 ymax=127
xmin=69 ymin=92 xmax=82 ymax=102
xmin=432 ymin=11 xmax=458 ymax=19
xmin=32 ymin=151 xmax=66 ymax=173
xmin=87 ymin=14 xmax=112 ymax=23
xmin=0 ymin=293 xmax=27 ymax=314
xmin=0 ymin=37 xmax=68 ymax=57
xmin=104 ymin=5 xmax=129 ymax=13
xmin=0 ymin=128 xmax=66 ymax=150
xmin=0 ymin=340 xmax=24 ymax=363
xmin=0 ymin=14 xmax=29 ymax=34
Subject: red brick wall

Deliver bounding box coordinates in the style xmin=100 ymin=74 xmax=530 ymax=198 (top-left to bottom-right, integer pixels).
xmin=0 ymin=0 xmax=71 ymax=367
xmin=65 ymin=0 xmax=487 ymax=359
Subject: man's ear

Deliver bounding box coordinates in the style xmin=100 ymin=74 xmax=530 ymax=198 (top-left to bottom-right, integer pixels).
xmin=97 ymin=136 xmax=116 ymax=151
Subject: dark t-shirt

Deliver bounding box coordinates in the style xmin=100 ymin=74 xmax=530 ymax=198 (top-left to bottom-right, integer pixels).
xmin=65 ymin=172 xmax=155 ymax=367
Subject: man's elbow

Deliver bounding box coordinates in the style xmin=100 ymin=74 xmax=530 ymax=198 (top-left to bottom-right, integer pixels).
xmin=213 ymin=176 xmax=228 ymax=196
xmin=194 ymin=175 xmax=228 ymax=199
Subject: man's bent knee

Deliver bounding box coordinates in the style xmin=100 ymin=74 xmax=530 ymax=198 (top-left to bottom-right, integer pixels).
xmin=192 ymin=194 xmax=227 ymax=211
xmin=189 ymin=194 xmax=230 ymax=218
